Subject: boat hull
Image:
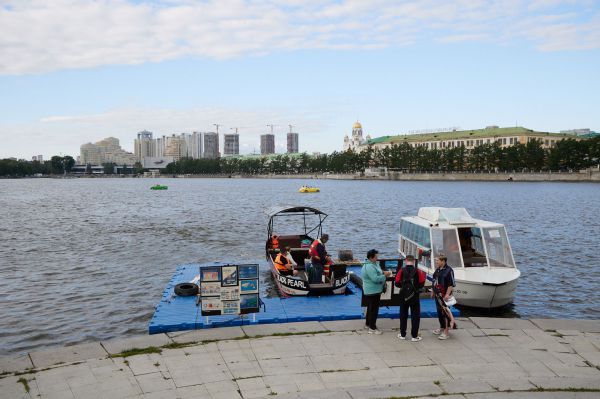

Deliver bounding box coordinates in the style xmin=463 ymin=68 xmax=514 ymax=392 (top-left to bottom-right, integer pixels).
xmin=452 ymin=277 xmax=518 ymax=308
xmin=270 ymin=265 xmax=349 ymax=296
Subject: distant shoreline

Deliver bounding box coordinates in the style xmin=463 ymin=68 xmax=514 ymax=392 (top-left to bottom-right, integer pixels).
xmin=3 ymin=170 xmax=600 ymax=182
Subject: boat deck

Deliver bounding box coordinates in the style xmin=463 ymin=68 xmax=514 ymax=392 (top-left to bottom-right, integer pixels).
xmin=149 ymin=264 xmax=459 ymax=334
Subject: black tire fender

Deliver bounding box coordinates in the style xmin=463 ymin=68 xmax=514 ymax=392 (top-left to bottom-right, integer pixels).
xmin=174 ymin=282 xmax=199 ymax=296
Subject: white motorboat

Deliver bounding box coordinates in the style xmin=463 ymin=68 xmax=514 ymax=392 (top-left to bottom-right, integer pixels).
xmin=399 ymin=207 xmax=520 ymax=309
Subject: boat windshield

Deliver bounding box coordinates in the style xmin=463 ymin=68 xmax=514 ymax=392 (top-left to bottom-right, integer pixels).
xmin=431 ymin=228 xmax=463 ymax=269
xmin=482 ymin=227 xmax=515 ymax=268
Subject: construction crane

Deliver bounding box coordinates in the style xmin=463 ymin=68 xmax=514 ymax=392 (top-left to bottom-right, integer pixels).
xmin=213 ymin=123 xmax=221 ymax=134
xmin=288 ymin=124 xmax=295 ymax=134
xmin=266 ymin=124 xmax=276 ymax=135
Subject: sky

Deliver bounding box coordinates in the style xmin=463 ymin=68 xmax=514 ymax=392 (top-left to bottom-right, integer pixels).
xmin=1 ymin=0 xmax=599 ymax=160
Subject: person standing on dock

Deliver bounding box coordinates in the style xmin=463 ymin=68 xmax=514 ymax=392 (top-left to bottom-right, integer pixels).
xmin=396 ymin=255 xmax=426 ymax=342
xmin=361 ymin=249 xmax=391 ymax=335
xmin=309 ymin=234 xmax=330 ymax=283
xmin=432 ymin=255 xmax=456 ymax=340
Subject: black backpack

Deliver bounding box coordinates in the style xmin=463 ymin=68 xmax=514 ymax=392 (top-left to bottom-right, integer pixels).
xmin=399 ymin=265 xmax=417 ymax=301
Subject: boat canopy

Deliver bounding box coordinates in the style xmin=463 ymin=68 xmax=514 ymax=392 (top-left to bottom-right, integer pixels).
xmin=265 ymin=205 xmax=327 ymax=218
xmin=417 ymin=207 xmax=475 ymax=225
xmin=265 ymin=205 xmax=328 ymax=238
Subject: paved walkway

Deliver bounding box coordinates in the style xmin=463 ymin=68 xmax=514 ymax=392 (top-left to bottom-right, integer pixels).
xmin=1 ymin=318 xmax=600 ymax=399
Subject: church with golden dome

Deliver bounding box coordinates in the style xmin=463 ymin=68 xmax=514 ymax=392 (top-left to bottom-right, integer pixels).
xmin=343 ymin=121 xmax=371 ymax=151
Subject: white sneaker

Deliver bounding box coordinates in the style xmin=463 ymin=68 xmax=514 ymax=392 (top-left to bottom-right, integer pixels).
xmin=432 ymin=328 xmax=441 ymax=335
xmin=364 ymin=325 xmax=369 ymax=330
xmin=411 ymin=337 xmax=422 ymax=342
xmin=438 ymin=333 xmax=449 ymax=340
xmin=369 ymin=328 xmax=383 ymax=335
xmin=397 ymin=333 xmax=406 ymax=340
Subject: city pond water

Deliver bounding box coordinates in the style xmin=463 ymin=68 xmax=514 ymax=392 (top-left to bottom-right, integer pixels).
xmin=1 ymin=177 xmax=599 ymax=354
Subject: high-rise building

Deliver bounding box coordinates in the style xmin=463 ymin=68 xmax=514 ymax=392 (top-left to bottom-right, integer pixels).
xmin=164 ymin=134 xmax=187 ymax=161
xmin=223 ymin=133 xmax=240 ymax=155
xmin=134 ymin=130 xmax=155 ymax=161
xmin=203 ymin=132 xmax=219 ymax=159
xmin=80 ymin=137 xmax=136 ymax=165
xmin=261 ymin=134 xmax=275 ymax=155
xmin=287 ymin=132 xmax=299 ymax=153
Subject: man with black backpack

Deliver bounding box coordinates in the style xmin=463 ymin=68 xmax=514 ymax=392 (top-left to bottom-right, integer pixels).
xmin=395 ymin=255 xmax=426 ymax=342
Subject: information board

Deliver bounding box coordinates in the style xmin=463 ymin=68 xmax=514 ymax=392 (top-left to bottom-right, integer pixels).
xmin=200 ymin=264 xmax=260 ymax=316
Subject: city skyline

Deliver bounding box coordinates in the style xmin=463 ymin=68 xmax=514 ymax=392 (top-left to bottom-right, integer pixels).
xmin=1 ymin=0 xmax=599 ymax=159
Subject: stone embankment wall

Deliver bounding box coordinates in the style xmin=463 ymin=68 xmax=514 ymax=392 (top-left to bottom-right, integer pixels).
xmin=252 ymin=171 xmax=600 ymax=182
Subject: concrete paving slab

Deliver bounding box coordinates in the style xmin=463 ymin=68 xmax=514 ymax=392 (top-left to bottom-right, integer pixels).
xmin=440 ymin=379 xmax=495 ymax=394
xmin=529 ymin=376 xmax=600 ymax=390
xmin=466 ymin=393 xmax=577 ymax=399
xmin=101 ymin=334 xmax=173 ymax=355
xmin=268 ymin=389 xmax=352 ymax=399
xmin=242 ymin=321 xmax=326 ymax=337
xmin=347 ymin=382 xmax=443 ymax=399
xmin=483 ymin=378 xmax=536 ymax=392
xmin=470 ymin=317 xmax=538 ymax=330
xmin=530 ymin=319 xmax=600 ymax=333
xmin=29 ymin=342 xmax=108 ymax=368
xmin=168 ymin=326 xmax=246 ymax=344
xmin=0 ymin=354 xmax=33 ymax=374
xmin=319 ymin=319 xmax=366 ymax=331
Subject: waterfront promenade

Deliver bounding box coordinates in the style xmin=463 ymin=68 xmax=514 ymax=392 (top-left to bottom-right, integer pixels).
xmin=2 ymin=318 xmax=600 ymax=399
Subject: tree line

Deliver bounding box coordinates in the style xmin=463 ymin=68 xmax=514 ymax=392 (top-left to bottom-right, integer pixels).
xmin=0 ymin=156 xmax=75 ymax=177
xmin=2 ymin=137 xmax=599 ymax=177
xmin=165 ymin=137 xmax=600 ymax=175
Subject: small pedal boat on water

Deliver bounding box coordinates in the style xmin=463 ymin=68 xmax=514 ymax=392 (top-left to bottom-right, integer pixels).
xmin=150 ymin=185 xmax=168 ymax=190
xmin=265 ymin=205 xmax=349 ymax=296
xmin=399 ymin=207 xmax=520 ymax=309
xmin=299 ymin=185 xmax=320 ymax=193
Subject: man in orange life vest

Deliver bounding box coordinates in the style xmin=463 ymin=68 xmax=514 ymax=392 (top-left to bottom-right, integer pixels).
xmin=274 ymin=247 xmax=297 ymax=276
xmin=309 ymin=234 xmax=331 ymax=283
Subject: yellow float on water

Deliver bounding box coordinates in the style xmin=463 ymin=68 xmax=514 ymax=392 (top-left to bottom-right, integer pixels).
xmin=299 ymin=185 xmax=320 ymax=193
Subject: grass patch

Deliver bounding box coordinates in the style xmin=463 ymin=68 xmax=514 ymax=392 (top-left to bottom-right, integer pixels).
xmin=109 ymin=347 xmax=162 ymax=358
xmin=162 ymin=341 xmax=197 ymax=350
xmin=532 ymin=387 xmax=600 ymax=393
xmin=486 ymin=333 xmax=509 ymax=337
xmin=251 ymin=330 xmax=332 ymax=339
xmin=154 ymin=362 xmax=160 ymax=367
xmin=17 ymin=377 xmax=30 ymax=393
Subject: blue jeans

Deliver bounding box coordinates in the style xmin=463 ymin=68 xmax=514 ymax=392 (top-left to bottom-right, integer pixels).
xmin=312 ymin=262 xmax=323 ymax=283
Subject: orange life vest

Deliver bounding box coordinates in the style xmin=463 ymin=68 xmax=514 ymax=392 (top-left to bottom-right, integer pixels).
xmin=309 ymin=239 xmax=320 ymax=258
xmin=274 ymin=253 xmax=291 ymax=272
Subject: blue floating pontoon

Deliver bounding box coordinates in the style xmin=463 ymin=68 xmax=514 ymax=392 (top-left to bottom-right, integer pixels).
xmin=149 ymin=263 xmax=460 ymax=334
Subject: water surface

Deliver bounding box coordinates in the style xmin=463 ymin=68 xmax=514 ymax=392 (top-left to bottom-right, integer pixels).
xmin=1 ymin=178 xmax=599 ymax=355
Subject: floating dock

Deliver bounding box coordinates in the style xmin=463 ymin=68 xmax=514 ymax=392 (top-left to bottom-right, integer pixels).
xmin=149 ymin=264 xmax=459 ymax=334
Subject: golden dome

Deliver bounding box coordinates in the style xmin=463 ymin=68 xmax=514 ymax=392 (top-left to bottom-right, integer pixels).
xmin=353 ymin=121 xmax=362 ymax=129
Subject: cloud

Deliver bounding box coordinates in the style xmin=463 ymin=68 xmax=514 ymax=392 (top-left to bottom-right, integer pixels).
xmin=1 ymin=0 xmax=599 ymax=75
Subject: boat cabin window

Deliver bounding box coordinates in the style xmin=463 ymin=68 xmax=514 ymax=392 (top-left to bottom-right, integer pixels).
xmin=458 ymin=227 xmax=488 ymax=267
xmin=399 ymin=220 xmax=431 ymax=248
xmin=482 ymin=227 xmax=515 ymax=268
xmin=431 ymin=228 xmax=463 ymax=269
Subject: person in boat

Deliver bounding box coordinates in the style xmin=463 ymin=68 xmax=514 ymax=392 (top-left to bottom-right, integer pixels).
xmin=395 ymin=255 xmax=426 ymax=342
xmin=361 ymin=249 xmax=391 ymax=335
xmin=268 ymin=234 xmax=280 ymax=251
xmin=431 ymin=255 xmax=456 ymax=340
xmin=274 ymin=247 xmax=297 ymax=276
xmin=309 ymin=234 xmax=331 ymax=283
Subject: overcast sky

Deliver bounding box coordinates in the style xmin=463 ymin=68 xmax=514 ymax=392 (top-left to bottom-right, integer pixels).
xmin=1 ymin=0 xmax=599 ymax=159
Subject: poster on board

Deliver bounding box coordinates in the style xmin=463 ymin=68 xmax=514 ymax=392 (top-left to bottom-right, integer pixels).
xmin=201 ymin=297 xmax=222 ymax=315
xmin=222 ymin=300 xmax=240 ymax=314
xmin=240 ymin=279 xmax=258 ymax=294
xmin=221 ymin=266 xmax=238 ymax=287
xmin=238 ymin=264 xmax=259 ymax=280
xmin=201 ymin=282 xmax=221 ymax=296
xmin=220 ymin=286 xmax=240 ymax=301
xmin=201 ymin=267 xmax=221 ymax=282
